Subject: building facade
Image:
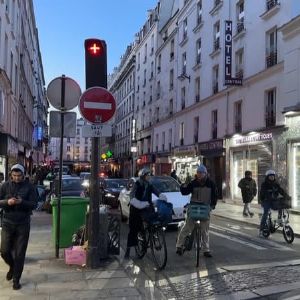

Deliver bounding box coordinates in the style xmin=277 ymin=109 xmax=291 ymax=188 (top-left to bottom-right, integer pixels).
xmin=0 ymin=0 xmax=48 ymax=179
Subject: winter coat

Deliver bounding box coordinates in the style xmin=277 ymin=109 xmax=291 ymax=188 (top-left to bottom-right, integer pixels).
xmin=0 ymin=180 xmax=38 ymax=224
xmin=130 ymin=179 xmax=160 ymax=204
xmin=180 ymin=177 xmax=217 ymax=208
xmin=238 ymin=177 xmax=257 ymax=203
xmin=259 ymin=179 xmax=286 ymax=206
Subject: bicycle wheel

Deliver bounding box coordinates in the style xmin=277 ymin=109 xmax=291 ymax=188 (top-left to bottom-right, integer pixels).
xmin=135 ymin=231 xmax=147 ymax=258
xmin=283 ymin=225 xmax=294 ymax=244
xmin=195 ymin=226 xmax=200 ymax=268
xmin=262 ymin=216 xmax=271 ymax=237
xmin=150 ymin=227 xmax=167 ymax=270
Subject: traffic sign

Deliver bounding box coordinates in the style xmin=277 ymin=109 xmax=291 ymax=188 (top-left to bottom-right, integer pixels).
xmin=47 ymin=76 xmax=81 ymax=111
xmin=79 ymin=87 xmax=116 ymax=123
xmin=82 ymin=124 xmax=112 ymax=137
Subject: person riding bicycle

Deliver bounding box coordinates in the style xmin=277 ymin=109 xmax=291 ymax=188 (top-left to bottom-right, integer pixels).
xmin=124 ymin=168 xmax=166 ymax=259
xmin=176 ymin=164 xmax=217 ymax=257
xmin=259 ymin=169 xmax=289 ymax=237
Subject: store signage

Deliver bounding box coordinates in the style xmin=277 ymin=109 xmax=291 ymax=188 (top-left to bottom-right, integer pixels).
xmin=173 ymin=145 xmax=197 ymax=157
xmin=234 ymin=133 xmax=272 ymax=145
xmin=224 ymin=20 xmax=243 ymax=86
xmin=198 ymin=139 xmax=223 ymax=151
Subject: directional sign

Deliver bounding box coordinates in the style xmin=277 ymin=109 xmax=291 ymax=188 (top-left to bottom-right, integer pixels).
xmin=82 ymin=124 xmax=112 ymax=137
xmin=79 ymin=87 xmax=116 ymax=123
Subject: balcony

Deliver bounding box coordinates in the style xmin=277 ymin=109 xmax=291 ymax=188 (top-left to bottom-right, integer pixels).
xmin=237 ymin=21 xmax=245 ymax=34
xmin=265 ymin=110 xmax=276 ymax=127
xmin=267 ymin=0 xmax=279 ymax=11
xmin=234 ymin=120 xmax=242 ymax=133
xmin=214 ymin=38 xmax=220 ymax=51
xmin=266 ymin=51 xmax=277 ymax=68
xmin=260 ymin=0 xmax=280 ymax=19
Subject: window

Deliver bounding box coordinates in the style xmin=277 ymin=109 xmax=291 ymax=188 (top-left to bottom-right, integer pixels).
xmin=265 ymin=89 xmax=276 ymax=127
xmin=181 ymin=87 xmax=186 ymax=110
xmin=212 ymin=110 xmax=218 ymax=139
xmin=196 ymin=1 xmax=202 ymax=25
xmin=179 ymin=122 xmax=184 ymax=145
xmin=67 ymin=146 xmax=70 ymax=152
xmin=196 ymin=38 xmax=201 ymax=64
xmin=234 ymin=101 xmax=242 ymax=133
xmin=169 ymin=128 xmax=172 ymax=150
xmin=236 ymin=0 xmax=245 ymax=33
xmin=213 ymin=21 xmax=220 ymax=51
xmin=144 ymin=43 xmax=147 ymax=63
xmin=150 ymin=61 xmax=154 ymax=79
xmin=137 ymin=53 xmax=140 ymax=70
xmin=143 ymin=70 xmax=146 ymax=86
xmin=194 ymin=117 xmax=199 ymax=143
xmin=67 ymin=154 xmax=71 ymax=160
xmin=85 ymin=138 xmax=88 ymax=144
xmin=170 ymin=39 xmax=174 ymax=60
xmin=183 ymin=18 xmax=188 ymax=41
xmin=169 ymin=99 xmax=173 ymax=115
xmin=157 ymin=81 xmax=161 ymax=99
xmin=169 ymin=69 xmax=174 ymax=90
xmin=235 ymin=48 xmax=244 ymax=78
xmin=266 ymin=0 xmax=279 ymax=11
xmin=156 ymin=107 xmax=159 ymax=122
xmin=157 ymin=54 xmax=161 ymax=72
xmin=67 ymin=137 xmax=71 ymax=142
xmin=182 ymin=52 xmax=187 ymax=74
xmin=162 ymin=132 xmax=165 ymax=151
xmin=266 ymin=28 xmax=277 ymax=67
xmin=156 ymin=134 xmax=159 ymax=152
xmin=150 ymin=34 xmax=154 ymax=55
xmin=76 ymin=129 xmax=80 ymax=135
xmin=213 ymin=65 xmax=219 ymax=94
xmin=195 ymin=77 xmax=200 ymax=102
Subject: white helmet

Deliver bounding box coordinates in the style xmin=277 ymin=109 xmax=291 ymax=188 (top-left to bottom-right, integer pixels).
xmin=265 ymin=169 xmax=276 ymax=177
xmin=138 ymin=168 xmax=151 ymax=177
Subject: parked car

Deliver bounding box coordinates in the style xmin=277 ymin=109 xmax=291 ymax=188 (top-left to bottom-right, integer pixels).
xmin=100 ymin=178 xmax=128 ymax=208
xmin=43 ymin=177 xmax=87 ymax=213
xmin=118 ymin=176 xmax=189 ymax=223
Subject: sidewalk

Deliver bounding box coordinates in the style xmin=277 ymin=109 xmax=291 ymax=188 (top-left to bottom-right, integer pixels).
xmin=0 ymin=201 xmax=299 ymax=299
xmin=213 ymin=199 xmax=300 ymax=237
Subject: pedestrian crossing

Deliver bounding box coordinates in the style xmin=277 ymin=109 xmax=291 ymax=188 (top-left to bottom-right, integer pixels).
xmin=210 ymin=224 xmax=295 ymax=251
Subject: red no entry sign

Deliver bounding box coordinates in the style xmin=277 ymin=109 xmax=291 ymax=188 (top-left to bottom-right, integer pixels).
xmin=79 ymin=87 xmax=116 ymax=123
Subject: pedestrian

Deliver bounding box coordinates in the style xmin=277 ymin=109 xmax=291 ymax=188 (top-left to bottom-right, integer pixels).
xmin=258 ymin=169 xmax=288 ymax=237
xmin=0 ymin=164 xmax=38 ymax=290
xmin=170 ymin=169 xmax=181 ymax=183
xmin=238 ymin=170 xmax=257 ymax=217
xmin=124 ymin=168 xmax=165 ymax=259
xmin=0 ymin=172 xmax=4 ymax=186
xmin=176 ymin=164 xmax=217 ymax=257
xmin=0 ymin=172 xmax=4 ymax=226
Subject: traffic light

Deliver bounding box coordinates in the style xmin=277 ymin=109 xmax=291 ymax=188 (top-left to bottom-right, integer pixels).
xmin=84 ymin=38 xmax=107 ymax=89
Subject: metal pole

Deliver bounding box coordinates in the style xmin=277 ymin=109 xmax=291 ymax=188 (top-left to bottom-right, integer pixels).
xmin=55 ymin=75 xmax=66 ymax=258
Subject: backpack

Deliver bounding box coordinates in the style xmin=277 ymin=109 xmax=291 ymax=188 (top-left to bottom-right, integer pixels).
xmin=156 ymin=200 xmax=173 ymax=224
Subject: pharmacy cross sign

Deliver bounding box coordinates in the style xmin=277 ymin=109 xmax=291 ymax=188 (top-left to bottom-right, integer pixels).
xmin=79 ymin=87 xmax=116 ymax=124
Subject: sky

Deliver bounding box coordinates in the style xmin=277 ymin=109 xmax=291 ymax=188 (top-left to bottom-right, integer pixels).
xmin=33 ymin=0 xmax=158 ymax=114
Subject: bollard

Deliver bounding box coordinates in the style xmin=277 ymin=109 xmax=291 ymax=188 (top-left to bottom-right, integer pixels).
xmin=99 ymin=205 xmax=109 ymax=259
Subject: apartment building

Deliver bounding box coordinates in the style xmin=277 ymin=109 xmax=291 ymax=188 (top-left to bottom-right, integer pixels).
xmin=0 ymin=0 xmax=48 ymax=178
xmin=110 ymin=0 xmax=300 ymax=208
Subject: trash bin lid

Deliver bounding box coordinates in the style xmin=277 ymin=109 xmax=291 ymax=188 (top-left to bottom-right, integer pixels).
xmin=50 ymin=197 xmax=89 ymax=206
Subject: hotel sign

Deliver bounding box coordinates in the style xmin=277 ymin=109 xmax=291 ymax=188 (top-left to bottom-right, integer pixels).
xmin=198 ymin=139 xmax=224 ymax=151
xmin=224 ymin=20 xmax=243 ymax=86
xmin=234 ymin=133 xmax=273 ymax=145
xmin=173 ymin=145 xmax=197 ymax=157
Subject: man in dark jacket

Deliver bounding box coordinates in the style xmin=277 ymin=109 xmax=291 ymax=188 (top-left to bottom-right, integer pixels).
xmin=176 ymin=164 xmax=217 ymax=257
xmin=238 ymin=170 xmax=257 ymax=217
xmin=0 ymin=164 xmax=38 ymax=290
xmin=259 ymin=169 xmax=287 ymax=237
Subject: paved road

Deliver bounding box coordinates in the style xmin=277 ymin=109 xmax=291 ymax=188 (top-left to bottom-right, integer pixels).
xmin=120 ymin=215 xmax=300 ymax=299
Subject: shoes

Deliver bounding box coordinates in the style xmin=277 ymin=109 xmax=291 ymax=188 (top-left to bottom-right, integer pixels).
xmin=6 ymin=267 xmax=13 ymax=281
xmin=203 ymin=251 xmax=212 ymax=258
xmin=243 ymin=213 xmax=249 ymax=217
xmin=176 ymin=247 xmax=184 ymax=256
xmin=12 ymin=280 xmax=21 ymax=290
xmin=124 ymin=248 xmax=130 ymax=259
xmin=249 ymin=212 xmax=254 ymax=217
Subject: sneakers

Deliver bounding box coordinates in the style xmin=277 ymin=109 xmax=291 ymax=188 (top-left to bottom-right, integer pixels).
xmin=6 ymin=267 xmax=13 ymax=281
xmin=243 ymin=213 xmax=249 ymax=217
xmin=12 ymin=280 xmax=21 ymax=290
xmin=203 ymin=251 xmax=212 ymax=258
xmin=176 ymin=247 xmax=184 ymax=256
xmin=249 ymin=212 xmax=254 ymax=218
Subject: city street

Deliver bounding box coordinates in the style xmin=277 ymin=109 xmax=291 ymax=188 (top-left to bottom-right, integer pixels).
xmin=120 ymin=215 xmax=300 ymax=299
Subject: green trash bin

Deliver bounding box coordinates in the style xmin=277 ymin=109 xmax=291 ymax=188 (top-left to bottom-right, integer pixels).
xmin=51 ymin=197 xmax=89 ymax=248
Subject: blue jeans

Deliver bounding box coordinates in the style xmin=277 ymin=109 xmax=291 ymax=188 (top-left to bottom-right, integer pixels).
xmin=260 ymin=202 xmax=272 ymax=231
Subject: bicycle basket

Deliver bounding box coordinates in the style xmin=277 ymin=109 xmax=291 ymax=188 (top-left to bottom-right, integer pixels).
xmin=156 ymin=200 xmax=173 ymax=224
xmin=271 ymin=196 xmax=291 ymax=210
xmin=187 ymin=204 xmax=210 ymax=221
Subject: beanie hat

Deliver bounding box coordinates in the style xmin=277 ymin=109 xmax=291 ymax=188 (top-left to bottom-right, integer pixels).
xmin=245 ymin=170 xmax=252 ymax=176
xmin=197 ymin=164 xmax=207 ymax=174
xmin=11 ymin=164 xmax=25 ymax=174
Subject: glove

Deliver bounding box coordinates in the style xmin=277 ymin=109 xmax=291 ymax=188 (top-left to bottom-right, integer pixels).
xmin=130 ymin=198 xmax=150 ymax=209
xmin=159 ymin=193 xmax=168 ymax=201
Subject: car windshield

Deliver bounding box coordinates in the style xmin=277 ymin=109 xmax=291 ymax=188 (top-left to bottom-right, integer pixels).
xmin=62 ymin=178 xmax=83 ymax=191
xmin=105 ymin=179 xmax=128 ymax=189
xmin=149 ymin=176 xmax=181 ymax=193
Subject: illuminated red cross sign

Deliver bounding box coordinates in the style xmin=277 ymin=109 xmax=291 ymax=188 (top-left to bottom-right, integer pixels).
xmin=79 ymin=87 xmax=116 ymax=124
xmin=89 ymin=43 xmax=101 ymax=54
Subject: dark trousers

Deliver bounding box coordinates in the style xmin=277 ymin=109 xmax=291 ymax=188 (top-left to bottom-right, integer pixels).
xmin=126 ymin=206 xmax=144 ymax=248
xmin=0 ymin=222 xmax=30 ymax=281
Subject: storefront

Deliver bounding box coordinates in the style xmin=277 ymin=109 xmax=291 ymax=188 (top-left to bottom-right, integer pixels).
xmin=198 ymin=139 xmax=225 ymax=199
xmin=0 ymin=133 xmax=18 ymax=179
xmin=154 ymin=155 xmax=172 ymax=176
xmin=136 ymin=154 xmax=156 ymax=175
xmin=171 ymin=145 xmax=199 ymax=183
xmin=228 ymin=132 xmax=273 ymax=203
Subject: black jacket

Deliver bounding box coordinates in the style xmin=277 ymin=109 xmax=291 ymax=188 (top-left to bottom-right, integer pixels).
xmin=238 ymin=177 xmax=257 ymax=203
xmin=130 ymin=179 xmax=160 ymax=204
xmin=0 ymin=180 xmax=38 ymax=224
xmin=259 ymin=178 xmax=286 ymax=205
xmin=180 ymin=177 xmax=217 ymax=208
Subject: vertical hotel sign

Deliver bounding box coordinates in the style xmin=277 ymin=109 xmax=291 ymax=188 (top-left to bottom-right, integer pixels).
xmin=224 ymin=20 xmax=243 ymax=86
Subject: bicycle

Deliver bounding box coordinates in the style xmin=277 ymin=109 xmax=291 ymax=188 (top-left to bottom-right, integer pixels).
xmin=262 ymin=197 xmax=294 ymax=244
xmin=135 ymin=220 xmax=167 ymax=270
xmin=178 ymin=203 xmax=211 ymax=267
